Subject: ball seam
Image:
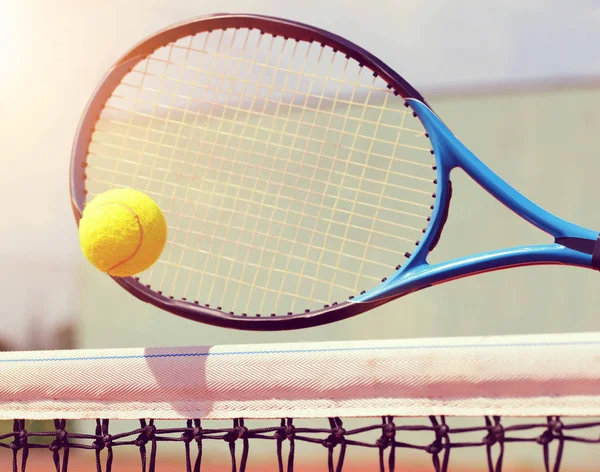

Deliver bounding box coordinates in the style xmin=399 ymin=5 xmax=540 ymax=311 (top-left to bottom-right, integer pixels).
xmin=107 ymin=204 xmax=144 ymax=273
xmin=83 ymin=201 xmax=145 ymax=274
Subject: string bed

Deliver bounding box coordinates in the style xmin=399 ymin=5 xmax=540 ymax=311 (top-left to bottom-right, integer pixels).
xmin=84 ymin=26 xmax=436 ymax=316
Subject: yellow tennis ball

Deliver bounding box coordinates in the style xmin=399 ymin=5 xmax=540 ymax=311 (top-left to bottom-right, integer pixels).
xmin=78 ymin=188 xmax=167 ymax=277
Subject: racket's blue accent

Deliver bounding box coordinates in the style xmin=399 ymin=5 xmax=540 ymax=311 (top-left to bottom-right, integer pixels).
xmin=357 ymin=244 xmax=591 ymax=302
xmin=354 ymin=99 xmax=598 ymax=304
xmin=410 ymin=99 xmax=596 ymax=241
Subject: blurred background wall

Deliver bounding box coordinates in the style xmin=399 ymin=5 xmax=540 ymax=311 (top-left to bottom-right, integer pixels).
xmin=1 ymin=0 xmax=600 ymax=345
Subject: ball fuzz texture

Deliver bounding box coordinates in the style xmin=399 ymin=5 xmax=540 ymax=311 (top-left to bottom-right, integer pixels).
xmin=79 ymin=188 xmax=167 ymax=277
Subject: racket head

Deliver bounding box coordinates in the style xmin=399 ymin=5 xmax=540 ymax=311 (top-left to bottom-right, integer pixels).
xmin=70 ymin=13 xmax=447 ymax=330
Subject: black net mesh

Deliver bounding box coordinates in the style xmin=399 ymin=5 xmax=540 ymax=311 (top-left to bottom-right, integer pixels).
xmin=2 ymin=416 xmax=600 ymax=472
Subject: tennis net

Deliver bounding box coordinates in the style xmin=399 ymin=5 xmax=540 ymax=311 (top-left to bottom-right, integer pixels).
xmin=1 ymin=332 xmax=599 ymax=471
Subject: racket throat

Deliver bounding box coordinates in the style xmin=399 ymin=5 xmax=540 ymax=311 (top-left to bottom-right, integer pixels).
xmin=555 ymin=235 xmax=600 ymax=269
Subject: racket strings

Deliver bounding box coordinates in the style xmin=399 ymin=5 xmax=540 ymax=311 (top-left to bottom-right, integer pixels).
xmin=160 ymin=34 xmax=220 ymax=301
xmin=247 ymin=38 xmax=330 ymax=313
xmin=101 ymin=91 xmax=431 ymax=169
xmin=288 ymin=48 xmax=364 ymax=309
xmin=110 ymin=80 xmax=430 ymax=151
xmin=182 ymin=30 xmax=262 ymax=306
xmin=311 ymin=69 xmax=383 ymax=304
xmin=352 ymin=91 xmax=413 ymax=299
xmin=177 ymin=30 xmax=251 ymax=307
xmin=85 ymin=27 xmax=436 ymax=315
xmin=94 ymin=106 xmax=433 ymax=192
xmin=208 ymin=31 xmax=293 ymax=311
xmin=89 ymin=142 xmax=434 ymax=205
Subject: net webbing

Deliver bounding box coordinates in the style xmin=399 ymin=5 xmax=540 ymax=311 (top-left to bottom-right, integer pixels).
xmin=2 ymin=416 xmax=600 ymax=472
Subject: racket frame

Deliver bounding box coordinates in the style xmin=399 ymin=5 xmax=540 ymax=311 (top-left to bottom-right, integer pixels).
xmin=70 ymin=13 xmax=599 ymax=330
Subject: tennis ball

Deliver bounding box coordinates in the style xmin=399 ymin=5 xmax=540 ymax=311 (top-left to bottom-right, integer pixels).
xmin=78 ymin=188 xmax=167 ymax=277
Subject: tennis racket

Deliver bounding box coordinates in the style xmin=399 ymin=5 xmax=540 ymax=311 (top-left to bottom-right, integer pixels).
xmin=70 ymin=13 xmax=599 ymax=330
